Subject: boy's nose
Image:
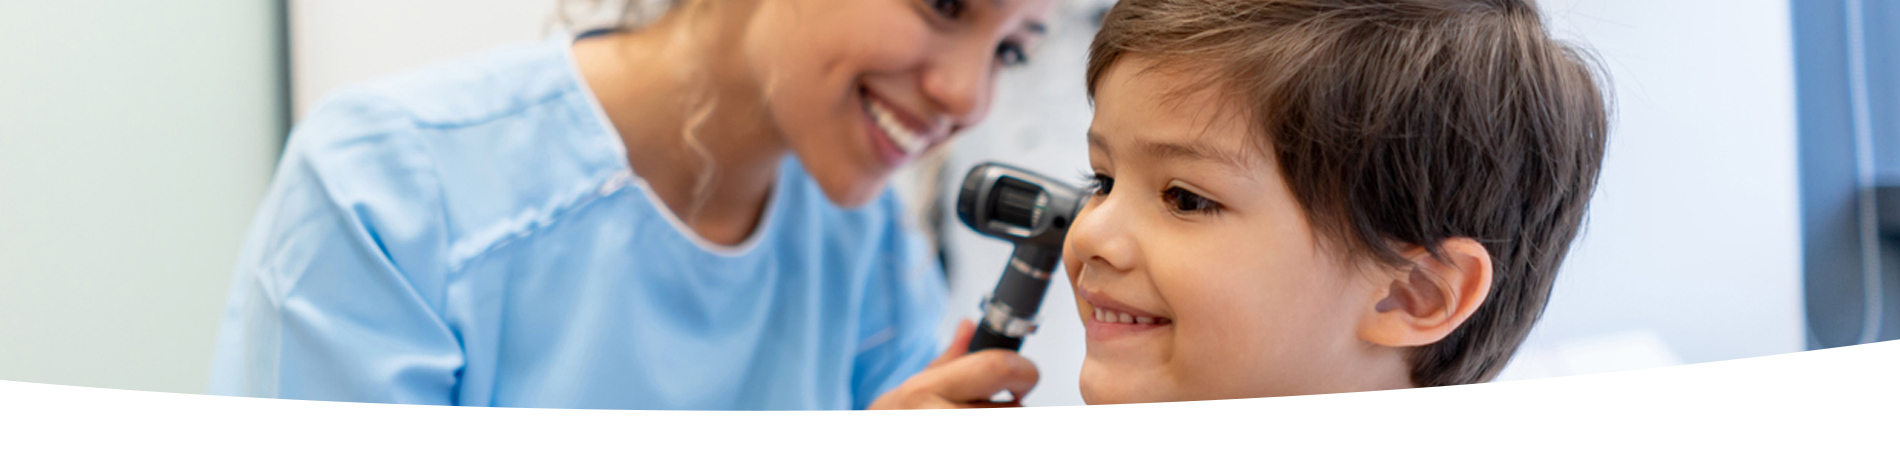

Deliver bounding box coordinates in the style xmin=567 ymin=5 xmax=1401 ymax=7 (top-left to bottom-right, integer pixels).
xmin=1065 ymin=194 xmax=1137 ymax=273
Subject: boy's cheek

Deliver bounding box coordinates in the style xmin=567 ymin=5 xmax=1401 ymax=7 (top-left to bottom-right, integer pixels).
xmin=1061 ymin=236 xmax=1082 ymax=285
xmin=1156 ymin=258 xmax=1338 ymax=395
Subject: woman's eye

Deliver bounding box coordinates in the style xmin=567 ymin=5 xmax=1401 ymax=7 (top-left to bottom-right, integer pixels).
xmin=930 ymin=0 xmax=966 ymax=19
xmin=1162 ymin=186 xmax=1218 ymax=214
xmin=996 ymin=42 xmax=1029 ymax=67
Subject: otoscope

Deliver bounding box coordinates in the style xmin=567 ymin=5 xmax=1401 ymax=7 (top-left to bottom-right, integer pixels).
xmin=956 ymin=162 xmax=1087 ymax=352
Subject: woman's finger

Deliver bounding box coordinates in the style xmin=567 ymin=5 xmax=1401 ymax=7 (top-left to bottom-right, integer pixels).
xmin=925 ymin=348 xmax=1040 ymax=404
xmin=929 ymin=319 xmax=978 ymax=368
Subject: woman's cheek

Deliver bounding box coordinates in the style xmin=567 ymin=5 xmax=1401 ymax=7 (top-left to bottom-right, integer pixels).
xmin=837 ymin=9 xmax=934 ymax=73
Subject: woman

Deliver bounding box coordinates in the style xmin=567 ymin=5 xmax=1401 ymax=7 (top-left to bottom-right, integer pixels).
xmin=209 ymin=0 xmax=1054 ymax=409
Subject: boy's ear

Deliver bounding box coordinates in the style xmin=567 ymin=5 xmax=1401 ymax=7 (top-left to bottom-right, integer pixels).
xmin=1357 ymin=238 xmax=1494 ymax=348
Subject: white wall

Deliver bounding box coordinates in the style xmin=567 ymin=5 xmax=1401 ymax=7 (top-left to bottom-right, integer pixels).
xmin=289 ymin=0 xmax=560 ymax=119
xmin=0 ymin=1 xmax=282 ymax=393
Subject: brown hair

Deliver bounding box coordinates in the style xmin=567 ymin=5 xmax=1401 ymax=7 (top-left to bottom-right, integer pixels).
xmin=1087 ymin=0 xmax=1608 ymax=387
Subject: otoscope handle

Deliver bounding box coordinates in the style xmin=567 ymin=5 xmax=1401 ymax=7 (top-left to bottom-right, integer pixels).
xmin=967 ymin=325 xmax=1024 ymax=352
xmin=966 ymin=245 xmax=1062 ymax=353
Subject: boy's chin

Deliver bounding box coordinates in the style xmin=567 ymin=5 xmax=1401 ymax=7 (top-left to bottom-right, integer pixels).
xmin=1078 ymin=358 xmax=1174 ymax=405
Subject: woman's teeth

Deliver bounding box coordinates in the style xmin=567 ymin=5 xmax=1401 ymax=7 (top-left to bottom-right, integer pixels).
xmin=867 ymin=99 xmax=929 ymax=157
xmin=1092 ymin=307 xmax=1169 ymax=325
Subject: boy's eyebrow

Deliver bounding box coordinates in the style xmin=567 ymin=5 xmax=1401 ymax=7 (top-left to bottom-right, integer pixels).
xmin=1088 ymin=131 xmax=1259 ymax=176
xmin=1086 ymin=131 xmax=1111 ymax=152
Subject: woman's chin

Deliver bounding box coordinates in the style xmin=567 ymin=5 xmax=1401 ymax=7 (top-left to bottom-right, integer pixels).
xmin=790 ymin=149 xmax=891 ymax=209
xmin=812 ymin=172 xmax=889 ymax=208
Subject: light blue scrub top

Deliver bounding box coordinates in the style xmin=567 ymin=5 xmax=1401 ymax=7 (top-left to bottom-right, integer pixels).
xmin=207 ymin=34 xmax=947 ymax=410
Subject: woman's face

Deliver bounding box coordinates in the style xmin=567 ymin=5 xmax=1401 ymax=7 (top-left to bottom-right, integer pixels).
xmin=743 ymin=0 xmax=1055 ymax=207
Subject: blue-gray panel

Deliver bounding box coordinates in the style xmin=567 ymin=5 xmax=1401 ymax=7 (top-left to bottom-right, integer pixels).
xmin=1794 ymin=0 xmax=1861 ymax=349
xmin=1795 ymin=0 xmax=1899 ymax=349
xmin=1867 ymin=0 xmax=1900 ymax=343
xmin=1867 ymin=1 xmax=1900 ymax=184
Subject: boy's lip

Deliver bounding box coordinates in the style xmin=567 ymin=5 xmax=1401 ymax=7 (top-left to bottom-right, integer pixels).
xmin=1081 ymin=286 xmax=1171 ymax=343
xmin=1077 ymin=287 xmax=1169 ymax=321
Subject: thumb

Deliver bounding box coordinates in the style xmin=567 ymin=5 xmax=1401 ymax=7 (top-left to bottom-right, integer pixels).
xmin=931 ymin=319 xmax=977 ymax=367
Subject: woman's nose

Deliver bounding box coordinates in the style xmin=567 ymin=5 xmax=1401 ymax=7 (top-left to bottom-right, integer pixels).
xmin=920 ymin=40 xmax=995 ymax=126
xmin=1065 ymin=194 xmax=1136 ymax=273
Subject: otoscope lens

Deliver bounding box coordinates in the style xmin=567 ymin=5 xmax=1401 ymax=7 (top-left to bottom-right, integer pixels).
xmin=992 ymin=181 xmax=1041 ymax=229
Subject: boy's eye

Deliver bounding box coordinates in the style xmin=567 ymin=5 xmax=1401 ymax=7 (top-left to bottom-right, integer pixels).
xmin=1083 ymin=173 xmax=1114 ymax=196
xmin=930 ymin=0 xmax=966 ymax=19
xmin=1162 ymin=186 xmax=1219 ymax=214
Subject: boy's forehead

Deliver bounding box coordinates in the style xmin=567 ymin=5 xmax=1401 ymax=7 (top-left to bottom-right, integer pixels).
xmin=1090 ymin=57 xmax=1269 ymax=173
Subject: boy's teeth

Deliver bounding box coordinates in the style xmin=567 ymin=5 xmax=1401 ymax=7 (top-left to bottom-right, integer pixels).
xmin=868 ymin=99 xmax=928 ymax=156
xmin=1093 ymin=307 xmax=1166 ymax=325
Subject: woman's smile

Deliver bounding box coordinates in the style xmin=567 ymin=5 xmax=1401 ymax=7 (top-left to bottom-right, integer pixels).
xmin=859 ymin=86 xmax=946 ymax=168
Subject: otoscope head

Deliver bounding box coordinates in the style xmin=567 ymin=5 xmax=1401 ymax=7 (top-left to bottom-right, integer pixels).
xmin=956 ymin=163 xmax=1085 ymax=249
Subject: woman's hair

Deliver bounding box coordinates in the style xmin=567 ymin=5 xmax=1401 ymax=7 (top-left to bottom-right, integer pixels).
xmin=1087 ymin=0 xmax=1609 ymax=387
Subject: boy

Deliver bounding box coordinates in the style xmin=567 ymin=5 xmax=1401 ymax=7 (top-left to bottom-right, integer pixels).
xmin=1065 ymin=0 xmax=1606 ymax=403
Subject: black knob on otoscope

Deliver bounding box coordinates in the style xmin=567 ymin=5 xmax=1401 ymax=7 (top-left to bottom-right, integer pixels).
xmin=955 ymin=163 xmax=1085 ymax=353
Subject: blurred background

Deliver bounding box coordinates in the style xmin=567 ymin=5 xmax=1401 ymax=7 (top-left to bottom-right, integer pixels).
xmin=1 ymin=0 xmax=1893 ymax=406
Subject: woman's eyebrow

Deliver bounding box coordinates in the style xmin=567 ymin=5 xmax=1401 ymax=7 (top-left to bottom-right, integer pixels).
xmin=989 ymin=0 xmax=1046 ymax=35
xmin=1024 ymin=21 xmax=1047 ymax=35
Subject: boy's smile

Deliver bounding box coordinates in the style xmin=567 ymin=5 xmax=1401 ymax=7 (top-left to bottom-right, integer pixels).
xmin=1079 ymin=286 xmax=1172 ymax=341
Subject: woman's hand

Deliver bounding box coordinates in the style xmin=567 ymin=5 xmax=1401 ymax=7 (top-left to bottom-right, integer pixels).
xmin=869 ymin=320 xmax=1040 ymax=409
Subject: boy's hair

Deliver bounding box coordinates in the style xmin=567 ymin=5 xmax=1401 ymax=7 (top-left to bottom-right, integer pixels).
xmin=1086 ymin=0 xmax=1608 ymax=387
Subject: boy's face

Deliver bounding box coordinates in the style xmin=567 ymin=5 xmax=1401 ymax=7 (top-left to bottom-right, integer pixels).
xmin=1066 ymin=57 xmax=1393 ymax=403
